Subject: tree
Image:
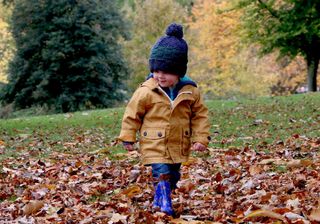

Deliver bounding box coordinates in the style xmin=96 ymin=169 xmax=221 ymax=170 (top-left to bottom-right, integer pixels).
xmin=0 ymin=2 xmax=14 ymax=83
xmin=236 ymin=0 xmax=320 ymax=92
xmin=1 ymin=0 xmax=129 ymax=112
xmin=188 ymin=0 xmax=276 ymax=98
xmin=0 ymin=0 xmax=14 ymax=5
xmin=269 ymin=56 xmax=306 ymax=95
xmin=121 ymin=0 xmax=188 ymax=92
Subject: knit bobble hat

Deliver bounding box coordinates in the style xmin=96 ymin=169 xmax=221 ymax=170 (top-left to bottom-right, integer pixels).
xmin=149 ymin=23 xmax=188 ymax=77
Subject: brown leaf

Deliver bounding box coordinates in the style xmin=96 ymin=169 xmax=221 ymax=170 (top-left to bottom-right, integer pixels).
xmin=286 ymin=159 xmax=302 ymax=168
xmin=215 ymin=172 xmax=223 ymax=182
xmin=170 ymin=218 xmax=221 ymax=224
xmin=23 ymin=200 xmax=44 ymax=216
xmin=182 ymin=157 xmax=197 ymax=166
xmin=242 ymin=209 xmax=286 ymax=222
xmin=109 ymin=213 xmax=127 ymax=223
xmin=300 ymin=159 xmax=313 ymax=167
xmin=178 ymin=181 xmax=195 ymax=194
xmin=249 ymin=165 xmax=262 ymax=175
xmin=121 ymin=185 xmax=141 ymax=198
xmin=309 ymin=208 xmax=320 ymax=221
xmin=259 ymin=158 xmax=283 ymax=165
xmin=75 ymin=160 xmax=83 ymax=168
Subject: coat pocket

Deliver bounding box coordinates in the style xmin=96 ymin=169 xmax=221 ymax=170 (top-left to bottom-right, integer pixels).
xmin=140 ymin=128 xmax=166 ymax=158
xmin=182 ymin=128 xmax=191 ymax=156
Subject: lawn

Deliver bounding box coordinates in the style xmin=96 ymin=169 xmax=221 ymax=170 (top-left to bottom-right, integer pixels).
xmin=1 ymin=93 xmax=319 ymax=160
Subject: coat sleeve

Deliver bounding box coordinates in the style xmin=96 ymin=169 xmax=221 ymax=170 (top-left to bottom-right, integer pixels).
xmin=190 ymin=89 xmax=211 ymax=146
xmin=118 ymin=87 xmax=147 ymax=142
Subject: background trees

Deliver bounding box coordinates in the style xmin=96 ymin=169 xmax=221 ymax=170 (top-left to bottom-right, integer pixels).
xmin=187 ymin=0 xmax=276 ymax=98
xmin=0 ymin=0 xmax=129 ymax=112
xmin=0 ymin=0 xmax=319 ymax=114
xmin=237 ymin=0 xmax=320 ymax=92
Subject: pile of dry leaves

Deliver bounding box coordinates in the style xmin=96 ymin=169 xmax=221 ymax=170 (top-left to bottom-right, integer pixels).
xmin=0 ymin=135 xmax=320 ymax=223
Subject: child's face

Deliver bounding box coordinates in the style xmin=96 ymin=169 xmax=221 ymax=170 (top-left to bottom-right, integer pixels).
xmin=153 ymin=71 xmax=179 ymax=88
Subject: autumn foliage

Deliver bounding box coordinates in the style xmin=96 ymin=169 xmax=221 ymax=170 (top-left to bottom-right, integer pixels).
xmin=1 ymin=136 xmax=320 ymax=223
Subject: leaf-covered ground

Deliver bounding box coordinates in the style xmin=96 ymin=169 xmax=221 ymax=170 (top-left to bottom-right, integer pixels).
xmin=0 ymin=135 xmax=319 ymax=223
xmin=0 ymin=94 xmax=320 ymax=223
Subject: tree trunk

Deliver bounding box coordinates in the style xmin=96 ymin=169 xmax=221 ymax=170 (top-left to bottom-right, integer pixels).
xmin=306 ymin=55 xmax=319 ymax=92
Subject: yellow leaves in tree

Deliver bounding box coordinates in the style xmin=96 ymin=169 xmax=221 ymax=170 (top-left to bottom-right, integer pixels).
xmin=188 ymin=0 xmax=299 ymax=97
xmin=0 ymin=4 xmax=14 ymax=83
xmin=188 ymin=0 xmax=241 ymax=96
xmin=189 ymin=0 xmax=240 ymax=70
xmin=188 ymin=0 xmax=275 ymax=97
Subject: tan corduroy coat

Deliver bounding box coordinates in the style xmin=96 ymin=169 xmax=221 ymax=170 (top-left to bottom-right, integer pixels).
xmin=118 ymin=77 xmax=210 ymax=165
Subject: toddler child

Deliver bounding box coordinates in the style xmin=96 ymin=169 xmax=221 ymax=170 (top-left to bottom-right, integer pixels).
xmin=118 ymin=23 xmax=211 ymax=216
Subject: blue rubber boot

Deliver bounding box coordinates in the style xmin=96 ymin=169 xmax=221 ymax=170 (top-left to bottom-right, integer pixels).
xmin=154 ymin=180 xmax=174 ymax=216
xmin=153 ymin=185 xmax=161 ymax=208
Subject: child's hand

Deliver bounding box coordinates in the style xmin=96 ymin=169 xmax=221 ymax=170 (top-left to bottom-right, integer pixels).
xmin=123 ymin=142 xmax=134 ymax=151
xmin=192 ymin=142 xmax=207 ymax=152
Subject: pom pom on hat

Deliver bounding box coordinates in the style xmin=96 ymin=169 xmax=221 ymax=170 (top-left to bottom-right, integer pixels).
xmin=149 ymin=23 xmax=188 ymax=77
xmin=166 ymin=23 xmax=183 ymax=39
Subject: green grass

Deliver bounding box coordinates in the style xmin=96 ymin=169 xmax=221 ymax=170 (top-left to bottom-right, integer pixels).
xmin=207 ymin=93 xmax=320 ymax=149
xmin=1 ymin=107 xmax=124 ymax=134
xmin=0 ymin=93 xmax=319 ymax=161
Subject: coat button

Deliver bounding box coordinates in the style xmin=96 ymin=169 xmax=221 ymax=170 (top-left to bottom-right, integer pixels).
xmin=143 ymin=131 xmax=147 ymax=136
xmin=158 ymin=132 xmax=162 ymax=137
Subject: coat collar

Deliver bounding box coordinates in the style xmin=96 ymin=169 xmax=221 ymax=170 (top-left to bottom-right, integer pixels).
xmin=141 ymin=75 xmax=197 ymax=91
xmin=141 ymin=78 xmax=196 ymax=96
xmin=141 ymin=77 xmax=158 ymax=90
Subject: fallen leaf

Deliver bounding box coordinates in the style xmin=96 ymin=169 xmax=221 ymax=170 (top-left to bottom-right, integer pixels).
xmin=121 ymin=185 xmax=141 ymax=198
xmin=109 ymin=213 xmax=127 ymax=223
xmin=286 ymin=160 xmax=302 ymax=168
xmin=79 ymin=217 xmax=93 ymax=224
xmin=249 ymin=165 xmax=262 ymax=175
xmin=170 ymin=218 xmax=221 ymax=224
xmin=286 ymin=198 xmax=300 ymax=209
xmin=309 ymin=208 xmax=320 ymax=221
xmin=284 ymin=212 xmax=307 ymax=221
xmin=178 ymin=181 xmax=195 ymax=194
xmin=241 ymin=209 xmax=286 ymax=222
xmin=23 ymin=200 xmax=44 ymax=216
xmin=300 ymin=159 xmax=313 ymax=167
xmin=259 ymin=158 xmax=283 ymax=165
xmin=182 ymin=157 xmax=197 ymax=166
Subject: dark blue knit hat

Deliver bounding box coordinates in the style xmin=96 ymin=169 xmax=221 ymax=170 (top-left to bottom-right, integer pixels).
xmin=149 ymin=23 xmax=188 ymax=77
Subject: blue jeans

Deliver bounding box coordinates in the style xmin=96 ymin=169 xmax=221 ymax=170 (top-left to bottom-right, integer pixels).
xmin=151 ymin=163 xmax=181 ymax=189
